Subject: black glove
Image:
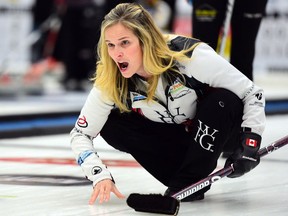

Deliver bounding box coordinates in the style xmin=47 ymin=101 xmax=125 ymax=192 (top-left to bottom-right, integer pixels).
xmin=224 ymin=131 xmax=261 ymax=178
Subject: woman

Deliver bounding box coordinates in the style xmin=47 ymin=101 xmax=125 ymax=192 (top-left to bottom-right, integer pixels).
xmin=70 ymin=3 xmax=265 ymax=205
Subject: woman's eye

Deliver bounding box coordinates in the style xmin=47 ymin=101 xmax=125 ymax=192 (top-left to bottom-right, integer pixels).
xmin=122 ymin=40 xmax=129 ymax=46
xmin=107 ymin=43 xmax=114 ymax=48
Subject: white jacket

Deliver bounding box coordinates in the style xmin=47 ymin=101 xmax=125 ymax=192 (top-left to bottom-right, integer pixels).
xmin=70 ymin=35 xmax=266 ymax=186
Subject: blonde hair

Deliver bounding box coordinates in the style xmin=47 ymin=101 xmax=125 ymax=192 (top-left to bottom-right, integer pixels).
xmin=94 ymin=3 xmax=198 ymax=112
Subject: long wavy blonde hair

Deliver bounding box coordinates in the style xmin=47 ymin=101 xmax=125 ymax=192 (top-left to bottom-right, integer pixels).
xmin=94 ymin=3 xmax=198 ymax=112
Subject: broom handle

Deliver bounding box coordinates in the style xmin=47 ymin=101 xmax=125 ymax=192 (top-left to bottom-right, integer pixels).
xmin=172 ymin=134 xmax=288 ymax=200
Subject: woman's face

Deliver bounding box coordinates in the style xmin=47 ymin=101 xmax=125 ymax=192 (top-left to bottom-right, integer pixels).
xmin=105 ymin=23 xmax=149 ymax=79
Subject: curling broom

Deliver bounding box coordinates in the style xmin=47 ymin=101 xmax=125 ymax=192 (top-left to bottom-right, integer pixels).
xmin=127 ymin=134 xmax=288 ymax=215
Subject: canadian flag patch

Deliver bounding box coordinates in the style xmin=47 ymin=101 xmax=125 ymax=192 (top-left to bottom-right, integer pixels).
xmin=246 ymin=138 xmax=257 ymax=147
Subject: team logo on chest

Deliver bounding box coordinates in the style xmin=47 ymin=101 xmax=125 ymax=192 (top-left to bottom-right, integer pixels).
xmin=169 ymin=80 xmax=191 ymax=101
xmin=194 ymin=120 xmax=218 ymax=152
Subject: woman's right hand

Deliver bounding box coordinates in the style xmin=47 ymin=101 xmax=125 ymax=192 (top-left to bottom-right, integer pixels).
xmin=89 ymin=179 xmax=125 ymax=204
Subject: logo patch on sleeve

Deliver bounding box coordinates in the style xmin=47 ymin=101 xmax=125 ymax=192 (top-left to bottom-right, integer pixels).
xmin=77 ymin=115 xmax=88 ymax=128
xmin=91 ymin=166 xmax=102 ymax=175
xmin=246 ymin=138 xmax=257 ymax=147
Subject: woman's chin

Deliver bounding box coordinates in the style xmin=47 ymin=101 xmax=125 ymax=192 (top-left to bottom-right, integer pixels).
xmin=120 ymin=71 xmax=132 ymax=78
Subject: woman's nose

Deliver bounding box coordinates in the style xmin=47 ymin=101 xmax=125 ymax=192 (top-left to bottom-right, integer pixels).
xmin=115 ymin=47 xmax=123 ymax=58
xmin=117 ymin=52 xmax=123 ymax=58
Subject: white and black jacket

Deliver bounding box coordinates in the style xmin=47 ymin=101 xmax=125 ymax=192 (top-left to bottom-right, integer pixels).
xmin=70 ymin=35 xmax=266 ymax=186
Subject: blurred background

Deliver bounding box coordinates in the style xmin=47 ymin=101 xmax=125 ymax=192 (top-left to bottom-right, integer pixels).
xmin=0 ymin=0 xmax=288 ymax=138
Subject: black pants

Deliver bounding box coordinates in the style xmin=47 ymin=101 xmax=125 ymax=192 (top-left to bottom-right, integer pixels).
xmin=192 ymin=0 xmax=268 ymax=80
xmin=100 ymin=88 xmax=243 ymax=191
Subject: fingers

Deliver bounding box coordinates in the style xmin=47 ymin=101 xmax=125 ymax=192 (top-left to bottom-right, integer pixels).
xmin=89 ymin=179 xmax=124 ymax=205
xmin=112 ymin=186 xmax=125 ymax=199
xmin=99 ymin=186 xmax=111 ymax=204
xmin=89 ymin=184 xmax=111 ymax=204
xmin=89 ymin=189 xmax=99 ymax=205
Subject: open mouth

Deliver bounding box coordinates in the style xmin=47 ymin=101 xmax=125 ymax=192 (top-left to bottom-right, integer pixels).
xmin=118 ymin=62 xmax=129 ymax=71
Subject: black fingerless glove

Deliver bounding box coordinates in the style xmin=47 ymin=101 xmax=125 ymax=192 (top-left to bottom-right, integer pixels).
xmin=224 ymin=131 xmax=261 ymax=178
